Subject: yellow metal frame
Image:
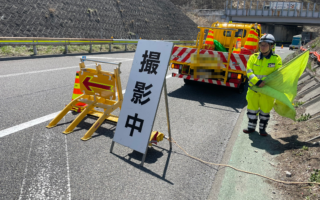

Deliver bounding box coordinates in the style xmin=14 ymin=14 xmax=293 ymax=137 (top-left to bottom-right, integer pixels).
xmin=171 ymin=24 xmax=255 ymax=85
xmin=211 ymin=21 xmax=261 ymax=52
xmin=46 ymin=61 xmax=123 ymax=141
xmin=191 ymin=26 xmax=238 ymax=84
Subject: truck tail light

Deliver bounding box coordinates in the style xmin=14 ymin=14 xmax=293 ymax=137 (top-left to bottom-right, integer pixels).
xmin=228 ymin=73 xmax=242 ymax=79
xmin=171 ymin=64 xmax=181 ymax=69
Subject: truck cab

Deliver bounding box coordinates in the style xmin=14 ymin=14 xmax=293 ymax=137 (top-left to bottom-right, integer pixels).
xmin=289 ymin=35 xmax=302 ymax=50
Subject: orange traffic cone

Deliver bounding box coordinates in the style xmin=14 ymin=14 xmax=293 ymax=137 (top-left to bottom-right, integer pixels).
xmin=71 ymin=71 xmax=87 ymax=113
xmin=232 ymin=37 xmax=242 ymax=54
xmin=204 ymin=29 xmax=215 ymax=50
xmin=241 ymin=28 xmax=259 ymax=55
xmin=281 ymin=45 xmax=283 ymax=49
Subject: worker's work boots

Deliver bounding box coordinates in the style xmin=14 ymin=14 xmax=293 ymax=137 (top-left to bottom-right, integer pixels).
xmin=259 ymin=119 xmax=269 ymax=136
xmin=243 ymin=119 xmax=257 ymax=134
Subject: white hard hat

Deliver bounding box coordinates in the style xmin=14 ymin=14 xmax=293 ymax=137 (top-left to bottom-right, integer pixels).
xmin=259 ymin=34 xmax=275 ymax=44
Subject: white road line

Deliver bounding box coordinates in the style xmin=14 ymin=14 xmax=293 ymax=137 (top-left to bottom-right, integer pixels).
xmin=0 ymin=64 xmax=93 ymax=78
xmin=0 ymin=57 xmax=134 ymax=78
xmin=18 ymin=131 xmax=35 ymax=200
xmin=76 ymin=56 xmax=133 ymax=60
xmin=63 ymin=117 xmax=72 ymax=200
xmin=0 ymin=111 xmax=65 ymax=138
xmin=0 ymin=76 xmax=172 ymax=138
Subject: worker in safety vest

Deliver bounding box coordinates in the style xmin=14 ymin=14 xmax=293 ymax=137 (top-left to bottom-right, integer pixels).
xmin=243 ymin=34 xmax=282 ymax=136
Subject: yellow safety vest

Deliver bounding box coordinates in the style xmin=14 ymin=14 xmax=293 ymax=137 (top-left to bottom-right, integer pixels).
xmin=246 ymin=52 xmax=282 ymax=87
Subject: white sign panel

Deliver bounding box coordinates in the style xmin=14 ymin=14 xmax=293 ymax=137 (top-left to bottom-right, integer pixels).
xmin=113 ymin=40 xmax=173 ymax=154
xmin=270 ymin=2 xmax=301 ymax=10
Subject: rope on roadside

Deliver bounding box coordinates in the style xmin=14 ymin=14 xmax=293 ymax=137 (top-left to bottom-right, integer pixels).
xmin=167 ymin=137 xmax=320 ymax=185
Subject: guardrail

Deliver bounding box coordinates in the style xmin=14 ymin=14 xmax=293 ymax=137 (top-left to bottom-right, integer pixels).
xmin=0 ymin=37 xmax=196 ymax=55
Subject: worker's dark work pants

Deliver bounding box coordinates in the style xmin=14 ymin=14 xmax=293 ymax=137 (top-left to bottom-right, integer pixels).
xmin=246 ymin=89 xmax=274 ymax=132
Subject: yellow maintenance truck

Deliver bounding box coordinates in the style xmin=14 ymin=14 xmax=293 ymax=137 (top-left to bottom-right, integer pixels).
xmin=170 ymin=21 xmax=262 ymax=93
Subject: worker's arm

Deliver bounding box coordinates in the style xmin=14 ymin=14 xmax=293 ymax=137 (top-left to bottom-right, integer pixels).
xmin=246 ymin=56 xmax=262 ymax=86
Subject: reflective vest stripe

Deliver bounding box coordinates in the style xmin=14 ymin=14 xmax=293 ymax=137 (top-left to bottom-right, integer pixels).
xmin=249 ymin=74 xmax=256 ymax=80
xmin=247 ymin=69 xmax=254 ymax=73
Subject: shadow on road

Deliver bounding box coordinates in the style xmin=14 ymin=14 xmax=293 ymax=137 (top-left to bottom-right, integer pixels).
xmin=248 ymin=133 xmax=318 ymax=155
xmin=111 ymin=146 xmax=174 ymax=185
xmin=168 ymin=81 xmax=248 ymax=113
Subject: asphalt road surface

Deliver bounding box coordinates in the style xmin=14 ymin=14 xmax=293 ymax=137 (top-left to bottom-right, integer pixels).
xmin=0 ymin=47 xmax=292 ymax=200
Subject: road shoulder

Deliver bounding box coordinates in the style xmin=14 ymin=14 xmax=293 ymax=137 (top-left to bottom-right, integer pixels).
xmin=208 ymin=107 xmax=283 ymax=200
xmin=207 ymin=105 xmax=247 ymax=200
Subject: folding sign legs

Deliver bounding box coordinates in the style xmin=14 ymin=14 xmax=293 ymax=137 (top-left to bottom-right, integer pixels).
xmin=63 ymin=103 xmax=96 ymax=134
xmin=46 ymin=94 xmax=85 ymax=129
xmin=81 ymin=104 xmax=118 ymax=141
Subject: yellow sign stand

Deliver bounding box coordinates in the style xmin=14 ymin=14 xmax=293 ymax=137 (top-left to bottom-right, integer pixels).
xmin=46 ymin=58 xmax=123 ymax=141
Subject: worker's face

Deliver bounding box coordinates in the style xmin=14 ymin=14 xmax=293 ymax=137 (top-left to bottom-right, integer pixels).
xmin=259 ymin=42 xmax=270 ymax=54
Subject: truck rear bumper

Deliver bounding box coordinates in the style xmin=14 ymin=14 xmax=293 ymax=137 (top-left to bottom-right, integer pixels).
xmin=172 ymin=73 xmax=240 ymax=88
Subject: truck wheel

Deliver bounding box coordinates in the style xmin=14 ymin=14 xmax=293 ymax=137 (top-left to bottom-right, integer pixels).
xmin=237 ymin=83 xmax=245 ymax=94
xmin=184 ymin=79 xmax=194 ymax=85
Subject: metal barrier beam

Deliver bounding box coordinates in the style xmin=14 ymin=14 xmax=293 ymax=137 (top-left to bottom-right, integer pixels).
xmin=0 ymin=37 xmax=196 ymax=55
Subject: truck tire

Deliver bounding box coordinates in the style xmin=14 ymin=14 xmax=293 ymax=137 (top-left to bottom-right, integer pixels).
xmin=237 ymin=83 xmax=245 ymax=94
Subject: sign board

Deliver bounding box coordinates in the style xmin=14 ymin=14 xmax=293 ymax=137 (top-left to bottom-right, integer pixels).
xmin=112 ymin=40 xmax=173 ymax=154
xmin=270 ymin=2 xmax=301 ymax=10
xmin=79 ymin=65 xmax=115 ymax=99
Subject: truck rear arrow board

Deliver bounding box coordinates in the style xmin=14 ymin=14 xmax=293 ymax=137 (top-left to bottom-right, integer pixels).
xmin=83 ymin=76 xmax=113 ymax=92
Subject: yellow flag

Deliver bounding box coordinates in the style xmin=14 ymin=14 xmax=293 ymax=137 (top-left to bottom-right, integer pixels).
xmin=251 ymin=50 xmax=309 ymax=120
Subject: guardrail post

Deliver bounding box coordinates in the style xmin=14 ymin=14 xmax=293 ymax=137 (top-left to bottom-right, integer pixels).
xmin=33 ymin=45 xmax=37 ymax=55
xmin=90 ymin=44 xmax=92 ymax=53
xmin=312 ymin=3 xmax=316 ymax=18
xmin=125 ymin=44 xmax=128 ymax=51
xmin=64 ymin=45 xmax=68 ymax=54
xmin=109 ymin=44 xmax=112 ymax=52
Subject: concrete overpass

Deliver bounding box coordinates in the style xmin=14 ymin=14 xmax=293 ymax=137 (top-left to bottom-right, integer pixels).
xmin=224 ymin=0 xmax=320 ymax=26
